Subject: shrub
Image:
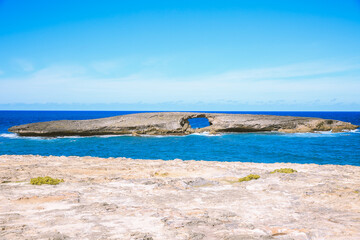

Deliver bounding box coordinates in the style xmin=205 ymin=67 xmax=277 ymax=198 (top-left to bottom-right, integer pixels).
xmin=238 ymin=174 xmax=260 ymax=182
xmin=270 ymin=168 xmax=297 ymax=174
xmin=154 ymin=171 xmax=169 ymax=177
xmin=30 ymin=176 xmax=64 ymax=185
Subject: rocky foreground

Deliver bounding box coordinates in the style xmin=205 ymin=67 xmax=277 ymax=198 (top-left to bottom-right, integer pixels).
xmin=0 ymin=155 xmax=359 ymax=240
xmin=8 ymin=112 xmax=358 ymax=137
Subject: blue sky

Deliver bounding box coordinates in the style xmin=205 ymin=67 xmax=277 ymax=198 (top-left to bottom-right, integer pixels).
xmin=0 ymin=0 xmax=360 ymax=110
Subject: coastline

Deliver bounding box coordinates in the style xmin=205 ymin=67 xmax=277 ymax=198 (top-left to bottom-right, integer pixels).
xmin=1 ymin=155 xmax=360 ymax=239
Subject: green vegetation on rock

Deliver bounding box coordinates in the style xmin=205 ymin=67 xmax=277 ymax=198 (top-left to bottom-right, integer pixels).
xmin=270 ymin=168 xmax=297 ymax=174
xmin=238 ymin=174 xmax=260 ymax=182
xmin=30 ymin=176 xmax=64 ymax=185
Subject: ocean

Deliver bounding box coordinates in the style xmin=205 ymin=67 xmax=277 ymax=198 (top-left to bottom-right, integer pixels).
xmin=0 ymin=111 xmax=359 ymax=165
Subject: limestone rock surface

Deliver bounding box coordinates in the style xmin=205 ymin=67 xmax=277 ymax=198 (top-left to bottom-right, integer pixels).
xmin=8 ymin=112 xmax=358 ymax=137
xmin=0 ymin=155 xmax=359 ymax=239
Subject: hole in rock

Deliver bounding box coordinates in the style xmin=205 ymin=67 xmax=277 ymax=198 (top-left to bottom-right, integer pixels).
xmin=188 ymin=117 xmax=211 ymax=129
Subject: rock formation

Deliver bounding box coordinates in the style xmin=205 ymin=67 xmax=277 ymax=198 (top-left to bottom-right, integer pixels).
xmin=8 ymin=112 xmax=358 ymax=137
xmin=1 ymin=155 xmax=360 ymax=239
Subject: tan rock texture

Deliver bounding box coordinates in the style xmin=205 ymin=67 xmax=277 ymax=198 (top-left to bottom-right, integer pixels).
xmin=8 ymin=112 xmax=358 ymax=137
xmin=1 ymin=155 xmax=359 ymax=239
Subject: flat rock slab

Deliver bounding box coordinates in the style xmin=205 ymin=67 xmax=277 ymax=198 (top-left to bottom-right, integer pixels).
xmin=8 ymin=112 xmax=358 ymax=136
xmin=1 ymin=155 xmax=359 ymax=239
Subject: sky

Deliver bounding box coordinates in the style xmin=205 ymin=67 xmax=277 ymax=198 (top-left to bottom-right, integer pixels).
xmin=0 ymin=0 xmax=360 ymax=111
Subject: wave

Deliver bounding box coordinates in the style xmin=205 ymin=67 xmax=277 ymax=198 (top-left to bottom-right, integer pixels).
xmin=281 ymin=130 xmax=353 ymax=138
xmin=59 ymin=135 xmax=132 ymax=139
xmin=0 ymin=133 xmax=20 ymax=139
xmin=0 ymin=133 xmax=187 ymax=140
xmin=0 ymin=133 xmax=133 ymax=140
xmin=190 ymin=132 xmax=223 ymax=137
xmin=98 ymin=134 xmax=131 ymax=138
xmin=123 ymin=132 xmax=224 ymax=138
xmin=0 ymin=133 xmax=87 ymax=140
xmin=0 ymin=128 xmax=357 ymax=140
xmin=139 ymin=134 xmax=184 ymax=138
xmin=0 ymin=133 xmax=48 ymax=140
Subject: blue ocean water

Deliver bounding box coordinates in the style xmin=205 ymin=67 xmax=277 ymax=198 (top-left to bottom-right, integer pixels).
xmin=0 ymin=111 xmax=359 ymax=165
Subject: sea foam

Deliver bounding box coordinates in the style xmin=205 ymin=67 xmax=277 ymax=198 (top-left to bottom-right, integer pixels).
xmin=0 ymin=133 xmax=19 ymax=139
xmin=0 ymin=133 xmax=47 ymax=140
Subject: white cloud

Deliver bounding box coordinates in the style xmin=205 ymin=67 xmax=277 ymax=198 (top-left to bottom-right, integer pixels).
xmin=141 ymin=57 xmax=169 ymax=67
xmin=205 ymin=60 xmax=360 ymax=82
xmin=32 ymin=65 xmax=86 ymax=80
xmin=0 ymin=59 xmax=359 ymax=108
xmin=13 ymin=58 xmax=34 ymax=72
xmin=91 ymin=60 xmax=122 ymax=74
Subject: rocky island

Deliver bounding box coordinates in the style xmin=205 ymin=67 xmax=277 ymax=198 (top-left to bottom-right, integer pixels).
xmin=8 ymin=112 xmax=358 ymax=137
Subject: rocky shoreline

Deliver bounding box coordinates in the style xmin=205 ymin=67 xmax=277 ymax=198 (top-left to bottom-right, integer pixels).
xmin=8 ymin=112 xmax=358 ymax=137
xmin=0 ymin=155 xmax=359 ymax=239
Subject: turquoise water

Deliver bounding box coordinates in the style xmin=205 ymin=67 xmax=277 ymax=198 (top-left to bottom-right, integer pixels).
xmin=0 ymin=111 xmax=359 ymax=165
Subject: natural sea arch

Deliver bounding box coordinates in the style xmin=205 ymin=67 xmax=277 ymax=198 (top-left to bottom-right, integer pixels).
xmin=187 ymin=117 xmax=211 ymax=129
